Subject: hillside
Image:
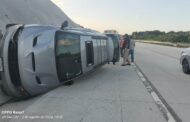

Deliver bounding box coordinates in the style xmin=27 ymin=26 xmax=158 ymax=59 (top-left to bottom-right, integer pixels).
xmin=0 ymin=0 xmax=78 ymax=32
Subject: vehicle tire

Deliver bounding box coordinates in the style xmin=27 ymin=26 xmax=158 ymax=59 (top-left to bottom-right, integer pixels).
xmin=182 ymin=59 xmax=190 ymax=74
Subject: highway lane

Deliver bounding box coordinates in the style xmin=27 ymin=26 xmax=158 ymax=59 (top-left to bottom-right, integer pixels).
xmin=0 ymin=62 xmax=166 ymax=122
xmin=135 ymin=42 xmax=190 ymax=122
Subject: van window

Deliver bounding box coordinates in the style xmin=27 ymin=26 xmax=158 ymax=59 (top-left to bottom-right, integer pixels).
xmin=85 ymin=41 xmax=94 ymax=66
xmin=56 ymin=32 xmax=80 ymax=56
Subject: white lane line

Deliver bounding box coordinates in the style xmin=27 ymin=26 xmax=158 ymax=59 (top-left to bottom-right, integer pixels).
xmin=141 ymin=77 xmax=146 ymax=82
xmin=137 ymin=71 xmax=144 ymax=77
xmin=151 ymin=92 xmax=175 ymax=122
xmin=134 ymin=64 xmax=176 ymax=122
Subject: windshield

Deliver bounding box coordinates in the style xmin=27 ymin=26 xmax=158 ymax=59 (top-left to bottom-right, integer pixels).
xmin=55 ymin=31 xmax=81 ymax=82
xmin=55 ymin=32 xmax=80 ymax=57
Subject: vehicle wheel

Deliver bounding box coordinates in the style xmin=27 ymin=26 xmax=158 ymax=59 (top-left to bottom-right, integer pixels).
xmin=182 ymin=59 xmax=190 ymax=74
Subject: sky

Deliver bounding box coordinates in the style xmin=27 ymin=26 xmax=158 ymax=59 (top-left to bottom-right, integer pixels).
xmin=56 ymin=0 xmax=190 ymax=34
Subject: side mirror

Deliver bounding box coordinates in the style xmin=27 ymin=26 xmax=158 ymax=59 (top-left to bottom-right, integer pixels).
xmin=61 ymin=21 xmax=68 ymax=30
xmin=6 ymin=23 xmax=18 ymax=29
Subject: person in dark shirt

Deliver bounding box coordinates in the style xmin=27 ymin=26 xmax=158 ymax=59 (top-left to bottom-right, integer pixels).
xmin=121 ymin=34 xmax=131 ymax=66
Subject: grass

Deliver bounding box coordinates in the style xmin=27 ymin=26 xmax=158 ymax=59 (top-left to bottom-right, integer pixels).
xmin=137 ymin=40 xmax=190 ymax=48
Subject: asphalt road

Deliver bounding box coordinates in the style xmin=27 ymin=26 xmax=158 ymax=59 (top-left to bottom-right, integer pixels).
xmin=0 ymin=61 xmax=166 ymax=122
xmin=1 ymin=42 xmax=189 ymax=122
xmin=135 ymin=42 xmax=190 ymax=122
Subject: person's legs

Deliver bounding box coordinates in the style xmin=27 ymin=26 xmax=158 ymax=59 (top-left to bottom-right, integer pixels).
xmin=126 ymin=49 xmax=131 ymax=65
xmin=131 ymin=49 xmax=134 ymax=62
xmin=120 ymin=48 xmax=123 ymax=57
xmin=128 ymin=49 xmax=132 ymax=62
xmin=0 ymin=30 xmax=3 ymax=41
xmin=122 ymin=48 xmax=127 ymax=65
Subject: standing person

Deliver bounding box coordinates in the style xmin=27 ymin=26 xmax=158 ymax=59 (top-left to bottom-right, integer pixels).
xmin=119 ymin=36 xmax=124 ymax=57
xmin=129 ymin=38 xmax=135 ymax=63
xmin=121 ymin=34 xmax=131 ymax=66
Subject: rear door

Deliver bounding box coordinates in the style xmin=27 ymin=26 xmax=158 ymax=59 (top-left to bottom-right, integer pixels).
xmin=107 ymin=34 xmax=120 ymax=63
